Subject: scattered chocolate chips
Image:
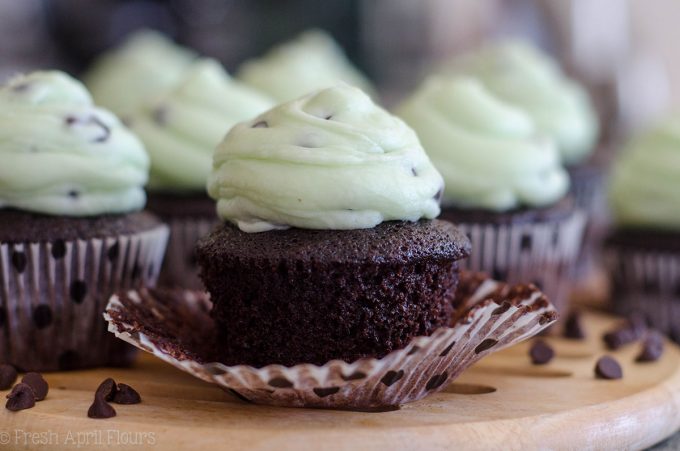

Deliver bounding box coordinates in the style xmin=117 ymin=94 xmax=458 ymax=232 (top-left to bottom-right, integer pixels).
xmin=0 ymin=364 xmax=18 ymax=390
xmin=603 ymin=315 xmax=647 ymax=350
xmin=595 ymin=356 xmax=623 ymax=380
xmin=6 ymin=383 xmax=36 ymax=411
xmin=88 ymin=395 xmax=116 ymax=419
xmin=636 ymin=331 xmax=665 ymax=362
xmin=113 ymin=384 xmax=141 ymax=405
xmin=95 ymin=378 xmax=118 ymax=401
xmin=22 ymin=372 xmax=48 ymax=401
xmin=529 ymin=340 xmax=555 ymax=365
xmin=563 ymin=311 xmax=585 ymax=339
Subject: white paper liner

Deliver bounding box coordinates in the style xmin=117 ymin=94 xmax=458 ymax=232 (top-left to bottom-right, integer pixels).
xmin=157 ymin=217 xmax=216 ymax=290
xmin=0 ymin=224 xmax=169 ymax=371
xmin=455 ymin=210 xmax=586 ymax=314
xmin=605 ymin=247 xmax=680 ymax=341
xmin=104 ymin=274 xmax=557 ymax=408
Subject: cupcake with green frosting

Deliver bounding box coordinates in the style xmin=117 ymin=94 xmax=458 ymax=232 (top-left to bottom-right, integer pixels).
xmin=397 ymin=76 xmax=585 ymax=313
xmin=129 ymin=58 xmax=274 ymax=289
xmin=0 ymin=71 xmax=169 ymax=371
xmin=605 ymin=117 xmax=680 ymax=341
xmin=84 ymin=30 xmax=196 ymax=118
xmin=237 ymin=29 xmax=375 ymax=103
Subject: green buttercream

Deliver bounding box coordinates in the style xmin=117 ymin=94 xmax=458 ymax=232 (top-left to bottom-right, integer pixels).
xmin=237 ymin=29 xmax=375 ymax=102
xmin=84 ymin=30 xmax=196 ymax=116
xmin=443 ymin=41 xmax=599 ymax=165
xmin=208 ymin=84 xmax=443 ymax=232
xmin=609 ymin=117 xmax=680 ymax=230
xmin=0 ymin=71 xmax=149 ymax=216
xmin=131 ymin=59 xmax=274 ymax=191
xmin=397 ymin=76 xmax=569 ymax=211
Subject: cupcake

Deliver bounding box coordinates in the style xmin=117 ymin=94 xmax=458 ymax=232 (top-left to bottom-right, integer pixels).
xmin=0 ymin=71 xmax=168 ymax=371
xmin=237 ymin=29 xmax=375 ymax=103
xmin=605 ymin=117 xmax=680 ymax=342
xmin=129 ymin=59 xmax=274 ymax=289
xmin=397 ymin=76 xmax=585 ymax=313
xmin=83 ymin=30 xmax=196 ymax=117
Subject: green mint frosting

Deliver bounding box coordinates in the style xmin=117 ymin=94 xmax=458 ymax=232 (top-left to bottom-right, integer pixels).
xmin=0 ymin=71 xmax=149 ymax=216
xmin=442 ymin=41 xmax=599 ymax=165
xmin=84 ymin=30 xmax=196 ymax=116
xmin=130 ymin=59 xmax=274 ymax=192
xmin=397 ymin=76 xmax=569 ymax=211
xmin=237 ymin=29 xmax=375 ymax=102
xmin=610 ymin=117 xmax=680 ymax=230
xmin=208 ymin=84 xmax=443 ymax=232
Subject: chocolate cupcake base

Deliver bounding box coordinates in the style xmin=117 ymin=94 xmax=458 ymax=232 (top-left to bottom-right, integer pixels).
xmin=104 ymin=272 xmax=557 ymax=408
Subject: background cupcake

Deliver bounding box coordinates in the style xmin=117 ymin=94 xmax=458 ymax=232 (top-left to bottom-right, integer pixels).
xmin=397 ymin=76 xmax=585 ymax=314
xmin=129 ymin=58 xmax=274 ymax=289
xmin=237 ymin=29 xmax=375 ymax=103
xmin=0 ymin=71 xmax=168 ymax=371
xmin=606 ymin=116 xmax=680 ymax=342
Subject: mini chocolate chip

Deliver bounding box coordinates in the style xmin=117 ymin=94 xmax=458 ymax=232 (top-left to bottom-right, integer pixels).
xmin=492 ymin=301 xmax=511 ymax=315
xmin=68 ymin=190 xmax=79 ymax=199
xmin=0 ymin=364 xmax=18 ymax=390
xmin=411 ymin=167 xmax=418 ymax=176
xmin=11 ymin=251 xmax=27 ymax=273
xmin=341 ymin=372 xmax=366 ymax=381
xmin=6 ymin=383 xmax=35 ymax=411
xmin=88 ymin=395 xmax=116 ymax=419
xmin=107 ymin=242 xmax=120 ymax=262
xmin=564 ymin=311 xmax=586 ymax=339
xmin=95 ymin=378 xmax=118 ymax=401
xmin=51 ymin=240 xmax=66 ymax=259
xmin=381 ymin=370 xmax=404 ymax=387
xmin=70 ymin=281 xmax=87 ymax=304
xmin=529 ymin=340 xmax=555 ymax=365
xmin=475 ymin=339 xmax=498 ymax=354
xmin=636 ymin=331 xmax=664 ymax=362
xmin=152 ymin=106 xmax=168 ymax=125
xmin=603 ymin=327 xmax=638 ymax=350
xmin=313 ymin=387 xmax=339 ymax=398
xmin=434 ymin=188 xmax=443 ymax=203
xmin=22 ymin=372 xmax=48 ymax=400
xmin=252 ymin=120 xmax=268 ymax=128
xmin=268 ymin=377 xmax=293 ymax=388
xmin=33 ymin=305 xmax=53 ymax=329
xmin=113 ymin=384 xmax=141 ymax=404
xmin=65 ymin=115 xmax=77 ymax=125
xmin=426 ymin=373 xmax=449 ymax=390
xmin=407 ymin=346 xmax=420 ymax=355
xmin=439 ymin=341 xmax=456 ymax=357
xmin=324 ymin=115 xmax=333 ymax=120
xmin=595 ymin=356 xmax=623 ymax=380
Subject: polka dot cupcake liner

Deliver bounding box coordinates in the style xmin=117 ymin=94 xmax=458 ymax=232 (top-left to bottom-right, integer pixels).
xmin=457 ymin=209 xmax=586 ymax=314
xmin=104 ymin=272 xmax=557 ymax=409
xmin=0 ymin=224 xmax=169 ymax=371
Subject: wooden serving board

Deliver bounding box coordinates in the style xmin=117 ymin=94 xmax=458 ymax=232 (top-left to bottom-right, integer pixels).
xmin=1 ymin=311 xmax=679 ymax=450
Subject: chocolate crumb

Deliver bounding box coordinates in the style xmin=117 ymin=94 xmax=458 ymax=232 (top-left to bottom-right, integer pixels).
xmin=529 ymin=340 xmax=554 ymax=365
xmin=6 ymin=383 xmax=36 ymax=411
xmin=95 ymin=378 xmax=118 ymax=401
xmin=87 ymin=395 xmax=116 ymax=419
xmin=595 ymin=356 xmax=623 ymax=380
xmin=563 ymin=310 xmax=585 ymax=339
xmin=0 ymin=364 xmax=18 ymax=390
xmin=22 ymin=372 xmax=48 ymax=401
xmin=636 ymin=331 xmax=664 ymax=362
xmin=112 ymin=384 xmax=141 ymax=405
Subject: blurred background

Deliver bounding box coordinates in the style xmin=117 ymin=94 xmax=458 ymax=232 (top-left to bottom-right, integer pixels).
xmin=1 ymin=0 xmax=678 ymax=143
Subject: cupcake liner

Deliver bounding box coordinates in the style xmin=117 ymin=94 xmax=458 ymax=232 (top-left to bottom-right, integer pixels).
xmin=455 ymin=210 xmax=586 ymax=314
xmin=157 ymin=217 xmax=216 ymax=290
xmin=104 ymin=272 xmax=557 ymax=409
xmin=0 ymin=224 xmax=169 ymax=371
xmin=605 ymin=247 xmax=680 ymax=342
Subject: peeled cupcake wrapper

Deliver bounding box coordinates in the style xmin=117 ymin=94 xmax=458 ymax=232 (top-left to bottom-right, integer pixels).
xmin=0 ymin=225 xmax=169 ymax=371
xmin=456 ymin=209 xmax=586 ymax=314
xmin=104 ymin=272 xmax=557 ymax=409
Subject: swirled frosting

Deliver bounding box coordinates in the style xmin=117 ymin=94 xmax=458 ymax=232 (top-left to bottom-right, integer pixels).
xmin=130 ymin=59 xmax=274 ymax=191
xmin=397 ymin=76 xmax=569 ymax=211
xmin=442 ymin=41 xmax=599 ymax=165
xmin=84 ymin=30 xmax=196 ymax=116
xmin=237 ymin=29 xmax=375 ymax=102
xmin=609 ymin=117 xmax=680 ymax=230
xmin=208 ymin=84 xmax=443 ymax=232
xmin=0 ymin=71 xmax=149 ymax=216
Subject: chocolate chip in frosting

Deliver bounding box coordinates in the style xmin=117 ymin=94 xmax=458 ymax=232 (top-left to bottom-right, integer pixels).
xmin=411 ymin=167 xmax=418 ymax=176
xmin=152 ymin=106 xmax=169 ymax=125
xmin=252 ymin=120 xmax=268 ymax=128
xmin=11 ymin=83 xmax=30 ymax=93
xmin=324 ymin=115 xmax=333 ymax=120
xmin=434 ymin=188 xmax=443 ymax=203
xmin=65 ymin=115 xmax=111 ymax=143
xmin=68 ymin=190 xmax=80 ymax=199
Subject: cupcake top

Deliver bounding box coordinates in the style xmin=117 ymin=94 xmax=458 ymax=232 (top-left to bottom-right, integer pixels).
xmin=0 ymin=71 xmax=149 ymax=216
xmin=237 ymin=29 xmax=375 ymax=102
xmin=609 ymin=117 xmax=680 ymax=231
xmin=397 ymin=76 xmax=569 ymax=211
xmin=208 ymin=84 xmax=443 ymax=232
xmin=442 ymin=41 xmax=599 ymax=165
xmin=130 ymin=59 xmax=274 ymax=192
xmin=84 ymin=30 xmax=196 ymax=116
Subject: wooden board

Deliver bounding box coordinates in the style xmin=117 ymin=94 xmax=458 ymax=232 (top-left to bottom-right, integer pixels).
xmin=1 ymin=311 xmax=679 ymax=450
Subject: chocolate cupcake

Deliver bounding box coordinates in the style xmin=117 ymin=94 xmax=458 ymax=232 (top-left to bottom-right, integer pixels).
xmin=397 ymin=76 xmax=585 ymax=313
xmin=196 ymin=84 xmax=467 ymax=366
xmin=605 ymin=117 xmax=680 ymax=342
xmin=129 ymin=59 xmax=273 ymax=289
xmin=0 ymin=71 xmax=168 ymax=371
